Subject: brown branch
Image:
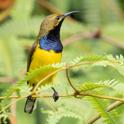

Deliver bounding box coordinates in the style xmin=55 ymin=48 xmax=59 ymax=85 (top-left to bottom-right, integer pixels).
xmin=63 ymin=29 xmax=124 ymax=50
xmin=63 ymin=32 xmax=92 ymax=46
xmin=102 ymin=35 xmax=124 ymax=49
xmin=87 ymin=101 xmax=123 ymax=124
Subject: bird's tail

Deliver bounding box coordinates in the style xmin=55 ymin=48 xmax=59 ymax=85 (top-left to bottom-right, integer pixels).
xmin=24 ymin=95 xmax=36 ymax=113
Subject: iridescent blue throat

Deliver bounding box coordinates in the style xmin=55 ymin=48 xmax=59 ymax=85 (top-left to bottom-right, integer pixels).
xmin=39 ymin=21 xmax=63 ymax=53
xmin=39 ymin=34 xmax=63 ymax=53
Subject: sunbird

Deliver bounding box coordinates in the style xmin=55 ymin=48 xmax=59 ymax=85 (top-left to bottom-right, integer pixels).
xmin=24 ymin=11 xmax=79 ymax=113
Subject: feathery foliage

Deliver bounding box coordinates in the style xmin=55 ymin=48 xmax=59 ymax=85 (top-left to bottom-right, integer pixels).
xmin=88 ymin=98 xmax=116 ymax=124
xmin=1 ymin=0 xmax=124 ymax=123
xmin=1 ymin=54 xmax=124 ymax=123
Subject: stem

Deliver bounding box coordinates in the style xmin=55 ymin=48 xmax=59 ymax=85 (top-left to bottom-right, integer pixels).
xmin=0 ymin=98 xmax=22 ymax=113
xmin=87 ymin=101 xmax=123 ymax=124
xmin=32 ymin=67 xmax=65 ymax=92
xmin=1 ymin=93 xmax=124 ymax=103
xmin=32 ymin=61 xmax=97 ymax=92
xmin=80 ymin=93 xmax=124 ymax=103
xmin=65 ymin=68 xmax=79 ymax=94
xmin=1 ymin=93 xmax=124 ymax=114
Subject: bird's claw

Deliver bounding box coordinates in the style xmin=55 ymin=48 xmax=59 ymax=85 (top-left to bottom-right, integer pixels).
xmin=51 ymin=87 xmax=59 ymax=102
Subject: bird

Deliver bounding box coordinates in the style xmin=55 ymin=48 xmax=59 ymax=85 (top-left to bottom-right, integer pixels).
xmin=24 ymin=11 xmax=79 ymax=113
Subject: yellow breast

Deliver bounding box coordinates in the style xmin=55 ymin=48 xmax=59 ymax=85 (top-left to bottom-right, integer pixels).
xmin=28 ymin=45 xmax=62 ymax=86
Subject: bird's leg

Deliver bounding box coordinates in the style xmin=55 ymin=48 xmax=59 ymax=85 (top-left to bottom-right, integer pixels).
xmin=31 ymin=83 xmax=38 ymax=97
xmin=51 ymin=87 xmax=59 ymax=102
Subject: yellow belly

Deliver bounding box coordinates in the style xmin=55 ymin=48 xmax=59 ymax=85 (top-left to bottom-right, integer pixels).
xmin=28 ymin=45 xmax=62 ymax=86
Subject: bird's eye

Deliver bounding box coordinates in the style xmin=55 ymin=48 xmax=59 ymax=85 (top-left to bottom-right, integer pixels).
xmin=56 ymin=16 xmax=60 ymax=20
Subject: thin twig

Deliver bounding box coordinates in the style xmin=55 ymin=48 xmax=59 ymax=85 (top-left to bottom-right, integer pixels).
xmin=63 ymin=30 xmax=124 ymax=50
xmin=0 ymin=94 xmax=72 ymax=100
xmin=31 ymin=59 xmax=119 ymax=94
xmin=65 ymin=68 xmax=79 ymax=94
xmin=63 ymin=32 xmax=92 ymax=46
xmin=0 ymin=94 xmax=73 ymax=113
xmin=1 ymin=93 xmax=124 ymax=103
xmin=0 ymin=98 xmax=22 ymax=113
xmin=0 ymin=61 xmax=100 ymax=83
xmin=80 ymin=93 xmax=124 ymax=103
xmin=102 ymin=35 xmax=124 ymax=49
xmin=32 ymin=67 xmax=66 ymax=92
xmin=1 ymin=92 xmax=124 ymax=114
xmin=32 ymin=61 xmax=97 ymax=93
xmin=87 ymin=101 xmax=123 ymax=124
xmin=0 ymin=93 xmax=124 ymax=117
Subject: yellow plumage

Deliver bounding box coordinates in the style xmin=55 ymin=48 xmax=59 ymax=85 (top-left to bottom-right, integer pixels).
xmin=28 ymin=44 xmax=62 ymax=86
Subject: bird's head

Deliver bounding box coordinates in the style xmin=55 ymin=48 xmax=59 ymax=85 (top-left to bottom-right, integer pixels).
xmin=38 ymin=11 xmax=79 ymax=38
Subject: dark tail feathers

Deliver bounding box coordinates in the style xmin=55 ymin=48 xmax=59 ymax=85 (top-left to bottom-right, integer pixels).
xmin=24 ymin=95 xmax=36 ymax=113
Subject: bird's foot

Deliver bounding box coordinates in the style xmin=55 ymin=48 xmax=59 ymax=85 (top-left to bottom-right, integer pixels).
xmin=51 ymin=87 xmax=59 ymax=102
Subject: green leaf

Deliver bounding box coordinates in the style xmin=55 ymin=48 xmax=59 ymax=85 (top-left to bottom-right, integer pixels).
xmin=89 ymin=97 xmax=116 ymax=124
xmin=71 ymin=55 xmax=106 ymax=65
xmin=78 ymin=80 xmax=118 ymax=92
xmin=43 ymin=107 xmax=82 ymax=124
xmin=25 ymin=63 xmax=65 ymax=81
xmin=106 ymin=55 xmax=124 ymax=76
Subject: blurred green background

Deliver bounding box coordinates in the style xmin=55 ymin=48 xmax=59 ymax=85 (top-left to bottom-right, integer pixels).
xmin=1 ymin=0 xmax=124 ymax=124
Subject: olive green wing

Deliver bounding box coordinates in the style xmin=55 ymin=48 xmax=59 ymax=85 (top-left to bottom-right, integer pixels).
xmin=27 ymin=41 xmax=37 ymax=72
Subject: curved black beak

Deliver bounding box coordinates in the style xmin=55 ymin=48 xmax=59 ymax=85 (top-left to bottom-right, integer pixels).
xmin=63 ymin=11 xmax=80 ymax=18
xmin=55 ymin=11 xmax=79 ymax=33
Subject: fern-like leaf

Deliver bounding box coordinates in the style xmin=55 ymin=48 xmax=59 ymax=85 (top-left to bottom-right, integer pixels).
xmin=106 ymin=55 xmax=124 ymax=76
xmin=71 ymin=55 xmax=106 ymax=65
xmin=25 ymin=63 xmax=65 ymax=81
xmin=78 ymin=80 xmax=118 ymax=92
xmin=43 ymin=107 xmax=82 ymax=124
xmin=89 ymin=97 xmax=116 ymax=124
